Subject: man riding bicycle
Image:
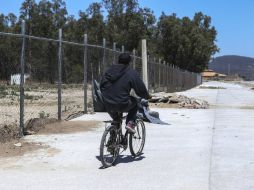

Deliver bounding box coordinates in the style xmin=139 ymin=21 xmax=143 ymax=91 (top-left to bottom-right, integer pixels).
xmin=100 ymin=53 xmax=150 ymax=134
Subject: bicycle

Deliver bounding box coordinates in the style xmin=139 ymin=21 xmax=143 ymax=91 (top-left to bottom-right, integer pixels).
xmin=99 ymin=99 xmax=147 ymax=168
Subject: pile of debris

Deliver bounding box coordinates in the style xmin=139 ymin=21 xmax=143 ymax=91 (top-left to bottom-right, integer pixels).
xmin=149 ymin=93 xmax=209 ymax=109
xmin=24 ymin=118 xmax=58 ymax=135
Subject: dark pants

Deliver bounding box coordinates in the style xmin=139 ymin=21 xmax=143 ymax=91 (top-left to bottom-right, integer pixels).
xmin=108 ymin=97 xmax=138 ymax=125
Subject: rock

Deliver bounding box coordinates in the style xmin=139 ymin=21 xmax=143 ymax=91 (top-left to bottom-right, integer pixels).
xmin=151 ymin=92 xmax=209 ymax=109
xmin=149 ymin=97 xmax=160 ymax=103
xmin=159 ymin=97 xmax=169 ymax=103
xmin=14 ymin=142 xmax=22 ymax=147
xmin=167 ymin=93 xmax=175 ymax=98
xmin=24 ymin=130 xmax=36 ymax=135
xmin=168 ymin=98 xmax=180 ymax=103
xmin=195 ymin=99 xmax=203 ymax=105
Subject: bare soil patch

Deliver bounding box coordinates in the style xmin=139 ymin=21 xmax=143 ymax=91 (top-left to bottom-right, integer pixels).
xmin=149 ymin=103 xmax=179 ymax=109
xmin=38 ymin=120 xmax=101 ymax=135
xmin=0 ymin=124 xmax=20 ymax=143
xmin=199 ymin=86 xmax=226 ymax=89
xmin=239 ymin=105 xmax=254 ymax=110
xmin=24 ymin=118 xmax=101 ymax=135
xmin=0 ymin=140 xmax=45 ymax=158
xmin=0 ymin=120 xmax=101 ymax=158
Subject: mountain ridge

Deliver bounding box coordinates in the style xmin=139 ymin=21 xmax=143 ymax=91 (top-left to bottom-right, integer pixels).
xmin=209 ymin=55 xmax=254 ymax=80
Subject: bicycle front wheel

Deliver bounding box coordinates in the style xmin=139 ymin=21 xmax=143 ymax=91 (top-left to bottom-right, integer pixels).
xmin=129 ymin=119 xmax=146 ymax=157
xmin=100 ymin=125 xmax=120 ymax=168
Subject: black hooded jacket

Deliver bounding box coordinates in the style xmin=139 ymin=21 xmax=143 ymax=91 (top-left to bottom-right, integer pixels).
xmin=100 ymin=64 xmax=149 ymax=111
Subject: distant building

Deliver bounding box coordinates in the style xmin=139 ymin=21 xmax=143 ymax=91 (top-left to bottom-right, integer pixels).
xmin=201 ymin=69 xmax=227 ymax=80
xmin=11 ymin=74 xmax=30 ymax=85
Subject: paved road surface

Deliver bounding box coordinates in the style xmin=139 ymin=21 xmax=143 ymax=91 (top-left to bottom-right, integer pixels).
xmin=0 ymin=81 xmax=254 ymax=190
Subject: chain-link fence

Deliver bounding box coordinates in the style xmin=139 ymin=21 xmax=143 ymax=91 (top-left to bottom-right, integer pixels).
xmin=0 ymin=34 xmax=22 ymax=129
xmin=148 ymin=58 xmax=202 ymax=93
xmin=0 ymin=21 xmax=202 ymax=135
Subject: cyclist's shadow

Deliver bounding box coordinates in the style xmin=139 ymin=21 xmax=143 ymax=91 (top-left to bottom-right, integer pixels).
xmin=96 ymin=154 xmax=145 ymax=169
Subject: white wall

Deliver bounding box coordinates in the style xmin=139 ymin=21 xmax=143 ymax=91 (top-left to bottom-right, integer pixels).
xmin=11 ymin=74 xmax=30 ymax=85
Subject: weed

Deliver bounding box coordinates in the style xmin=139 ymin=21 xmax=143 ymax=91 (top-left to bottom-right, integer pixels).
xmin=11 ymin=90 xmax=18 ymax=96
xmin=0 ymin=85 xmax=8 ymax=98
xmin=38 ymin=111 xmax=50 ymax=118
xmin=25 ymin=94 xmax=34 ymax=100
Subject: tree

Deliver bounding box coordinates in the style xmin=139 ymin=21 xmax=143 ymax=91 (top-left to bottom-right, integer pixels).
xmin=0 ymin=0 xmax=219 ymax=83
xmin=157 ymin=12 xmax=219 ymax=72
xmin=103 ymin=0 xmax=156 ymax=51
xmin=86 ymin=2 xmax=105 ymax=44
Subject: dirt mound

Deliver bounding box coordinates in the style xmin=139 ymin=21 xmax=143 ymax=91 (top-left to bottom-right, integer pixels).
xmin=24 ymin=118 xmax=58 ymax=135
xmin=150 ymin=93 xmax=209 ymax=109
xmin=178 ymin=95 xmax=209 ymax=109
xmin=0 ymin=124 xmax=20 ymax=143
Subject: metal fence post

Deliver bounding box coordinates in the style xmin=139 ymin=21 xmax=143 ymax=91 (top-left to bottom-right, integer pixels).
xmin=83 ymin=34 xmax=88 ymax=113
xmin=58 ymin=28 xmax=62 ymax=121
xmin=142 ymin=39 xmax=148 ymax=89
xmin=19 ymin=20 xmax=26 ymax=136
xmin=132 ymin=49 xmax=136 ymax=70
xmin=113 ymin=42 xmax=116 ymax=64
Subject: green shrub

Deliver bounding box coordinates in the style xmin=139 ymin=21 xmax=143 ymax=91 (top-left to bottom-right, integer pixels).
xmin=11 ymin=90 xmax=18 ymax=96
xmin=25 ymin=94 xmax=34 ymax=100
xmin=0 ymin=85 xmax=8 ymax=98
xmin=39 ymin=111 xmax=50 ymax=118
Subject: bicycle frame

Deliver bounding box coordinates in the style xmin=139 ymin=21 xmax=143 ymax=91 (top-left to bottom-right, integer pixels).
xmin=110 ymin=119 xmax=128 ymax=151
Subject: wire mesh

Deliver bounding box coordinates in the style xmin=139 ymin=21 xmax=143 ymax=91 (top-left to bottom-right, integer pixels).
xmin=148 ymin=59 xmax=202 ymax=93
xmin=23 ymin=39 xmax=58 ymax=124
xmin=61 ymin=43 xmax=86 ymax=119
xmin=0 ymin=35 xmax=22 ymax=127
xmin=0 ymin=27 xmax=202 ymax=131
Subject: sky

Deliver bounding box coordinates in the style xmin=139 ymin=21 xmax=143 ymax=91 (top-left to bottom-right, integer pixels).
xmin=0 ymin=0 xmax=254 ymax=58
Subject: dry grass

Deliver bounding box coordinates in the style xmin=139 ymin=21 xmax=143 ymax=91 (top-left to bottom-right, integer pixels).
xmin=0 ymin=84 xmax=93 ymax=126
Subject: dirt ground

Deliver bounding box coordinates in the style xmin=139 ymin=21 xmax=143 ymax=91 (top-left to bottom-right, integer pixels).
xmin=0 ymin=124 xmax=20 ymax=143
xmin=0 ymin=140 xmax=45 ymax=158
xmin=231 ymin=81 xmax=254 ymax=88
xmin=37 ymin=120 xmax=101 ymax=135
xmin=149 ymin=102 xmax=180 ymax=108
xmin=0 ymin=84 xmax=93 ymax=126
xmin=0 ymin=120 xmax=101 ymax=158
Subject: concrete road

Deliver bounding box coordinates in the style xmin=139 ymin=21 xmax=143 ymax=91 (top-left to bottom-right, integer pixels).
xmin=0 ymin=81 xmax=254 ymax=190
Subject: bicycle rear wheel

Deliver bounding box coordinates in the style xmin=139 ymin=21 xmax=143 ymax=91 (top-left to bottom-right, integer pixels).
xmin=100 ymin=125 xmax=120 ymax=168
xmin=129 ymin=119 xmax=146 ymax=157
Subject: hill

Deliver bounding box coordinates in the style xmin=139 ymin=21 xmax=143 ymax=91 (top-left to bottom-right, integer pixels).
xmin=209 ymin=55 xmax=254 ymax=80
